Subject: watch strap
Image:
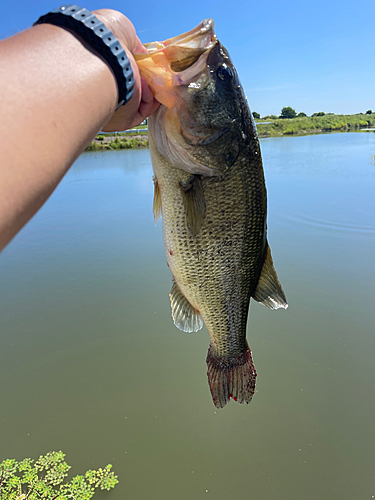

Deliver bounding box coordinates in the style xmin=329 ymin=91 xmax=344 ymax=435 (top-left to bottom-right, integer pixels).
xmin=34 ymin=5 xmax=134 ymax=106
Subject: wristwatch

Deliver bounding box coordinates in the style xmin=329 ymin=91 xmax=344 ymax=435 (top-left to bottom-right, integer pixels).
xmin=34 ymin=5 xmax=134 ymax=107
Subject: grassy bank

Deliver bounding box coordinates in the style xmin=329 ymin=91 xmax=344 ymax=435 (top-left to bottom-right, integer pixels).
xmin=255 ymin=113 xmax=375 ymax=137
xmin=85 ymin=129 xmax=148 ymax=151
xmin=85 ymin=113 xmax=375 ymax=151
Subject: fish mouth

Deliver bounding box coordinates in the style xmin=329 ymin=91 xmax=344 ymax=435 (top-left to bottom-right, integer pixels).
xmin=140 ymin=19 xmax=216 ymax=68
xmin=135 ymin=19 xmax=216 ymax=78
xmin=135 ymin=21 xmax=223 ymax=140
xmin=159 ymin=18 xmax=215 ymax=48
xmin=145 ymin=18 xmax=215 ymax=49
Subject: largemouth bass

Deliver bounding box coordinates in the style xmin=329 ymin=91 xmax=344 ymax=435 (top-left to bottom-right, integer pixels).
xmin=135 ymin=19 xmax=287 ymax=408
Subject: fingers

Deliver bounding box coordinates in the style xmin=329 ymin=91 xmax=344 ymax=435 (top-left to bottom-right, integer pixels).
xmin=134 ymin=35 xmax=148 ymax=55
xmin=94 ymin=9 xmax=145 ymax=55
xmin=92 ymin=9 xmax=160 ymax=131
xmin=101 ymin=79 xmax=159 ymax=131
xmin=138 ymin=78 xmax=160 ymax=119
xmin=124 ymin=79 xmax=160 ymax=129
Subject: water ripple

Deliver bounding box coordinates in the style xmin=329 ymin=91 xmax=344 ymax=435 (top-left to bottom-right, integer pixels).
xmin=284 ymin=214 xmax=375 ymax=234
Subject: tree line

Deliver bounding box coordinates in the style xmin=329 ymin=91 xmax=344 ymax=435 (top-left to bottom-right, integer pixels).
xmin=252 ymin=107 xmax=373 ymax=120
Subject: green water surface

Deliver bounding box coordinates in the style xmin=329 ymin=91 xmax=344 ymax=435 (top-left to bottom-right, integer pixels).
xmin=1 ymin=132 xmax=374 ymax=499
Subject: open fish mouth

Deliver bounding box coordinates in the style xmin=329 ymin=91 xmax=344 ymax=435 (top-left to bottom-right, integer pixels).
xmin=137 ymin=19 xmax=216 ymax=71
xmin=135 ymin=20 xmax=217 ymax=93
xmin=155 ymin=18 xmax=215 ymax=49
xmin=135 ymin=20 xmax=223 ymax=143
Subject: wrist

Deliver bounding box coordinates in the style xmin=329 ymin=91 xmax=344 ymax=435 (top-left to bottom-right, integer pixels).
xmin=33 ymin=5 xmax=134 ymax=108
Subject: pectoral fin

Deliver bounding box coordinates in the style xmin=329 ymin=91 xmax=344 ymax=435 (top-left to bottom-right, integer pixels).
xmin=170 ymin=279 xmax=203 ymax=333
xmin=253 ymin=242 xmax=288 ymax=310
xmin=153 ymin=176 xmax=162 ymax=223
xmin=179 ymin=175 xmax=206 ymax=237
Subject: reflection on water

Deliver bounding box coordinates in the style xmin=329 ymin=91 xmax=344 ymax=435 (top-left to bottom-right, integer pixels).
xmin=1 ymin=133 xmax=375 ymax=499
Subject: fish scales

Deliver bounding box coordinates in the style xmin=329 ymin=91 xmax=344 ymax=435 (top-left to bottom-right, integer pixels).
xmin=154 ymin=140 xmax=266 ymax=355
xmin=136 ymin=19 xmax=287 ymax=408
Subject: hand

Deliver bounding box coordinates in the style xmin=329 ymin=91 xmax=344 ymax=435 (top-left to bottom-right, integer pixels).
xmin=94 ymin=9 xmax=160 ymax=131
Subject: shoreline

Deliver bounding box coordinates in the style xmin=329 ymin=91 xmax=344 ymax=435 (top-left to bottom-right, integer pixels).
xmin=85 ymin=132 xmax=148 ymax=151
xmin=258 ymin=127 xmax=375 ymax=139
xmin=255 ymin=112 xmax=375 ymax=138
xmin=85 ymin=113 xmax=375 ymax=151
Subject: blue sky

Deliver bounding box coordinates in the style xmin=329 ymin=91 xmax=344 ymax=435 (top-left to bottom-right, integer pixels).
xmin=2 ymin=0 xmax=374 ymax=117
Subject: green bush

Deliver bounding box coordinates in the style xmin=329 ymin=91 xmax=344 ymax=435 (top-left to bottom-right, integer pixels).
xmin=279 ymin=107 xmax=296 ymax=119
xmin=297 ymin=112 xmax=307 ymax=117
xmin=366 ymin=109 xmax=373 ymax=114
xmin=312 ymin=111 xmax=325 ymax=117
xmin=252 ymin=111 xmax=260 ymax=119
xmin=85 ymin=142 xmax=102 ymax=152
xmin=262 ymin=115 xmax=278 ymax=120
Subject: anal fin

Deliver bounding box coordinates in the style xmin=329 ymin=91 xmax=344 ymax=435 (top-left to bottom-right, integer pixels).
xmin=253 ymin=242 xmax=288 ymax=310
xmin=179 ymin=175 xmax=206 ymax=237
xmin=169 ymin=279 xmax=203 ymax=333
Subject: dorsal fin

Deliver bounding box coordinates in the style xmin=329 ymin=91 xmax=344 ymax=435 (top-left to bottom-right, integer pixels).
xmin=152 ymin=176 xmax=162 ymax=223
xmin=170 ymin=279 xmax=204 ymax=332
xmin=253 ymin=242 xmax=288 ymax=310
xmin=179 ymin=175 xmax=206 ymax=237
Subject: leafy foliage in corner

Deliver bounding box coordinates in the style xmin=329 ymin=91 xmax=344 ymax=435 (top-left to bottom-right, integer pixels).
xmin=0 ymin=451 xmax=118 ymax=500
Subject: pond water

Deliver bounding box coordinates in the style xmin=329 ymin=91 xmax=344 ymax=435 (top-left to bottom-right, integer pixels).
xmin=1 ymin=132 xmax=375 ymax=499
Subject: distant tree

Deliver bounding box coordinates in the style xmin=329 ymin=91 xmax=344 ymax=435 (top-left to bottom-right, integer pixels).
xmin=297 ymin=112 xmax=307 ymax=117
xmin=280 ymin=107 xmax=296 ymax=119
xmin=263 ymin=115 xmax=278 ymax=120
xmin=312 ymin=111 xmax=325 ymax=117
xmin=366 ymin=109 xmax=373 ymax=114
xmin=252 ymin=111 xmax=260 ymax=119
xmin=326 ymin=112 xmax=335 ymax=115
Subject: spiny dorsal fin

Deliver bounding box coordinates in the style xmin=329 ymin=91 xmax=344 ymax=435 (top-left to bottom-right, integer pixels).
xmin=179 ymin=175 xmax=206 ymax=237
xmin=169 ymin=279 xmax=204 ymax=332
xmin=153 ymin=175 xmax=162 ymax=223
xmin=253 ymin=242 xmax=288 ymax=310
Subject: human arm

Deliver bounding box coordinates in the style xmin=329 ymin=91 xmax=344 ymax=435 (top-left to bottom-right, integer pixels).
xmin=0 ymin=9 xmax=158 ymax=251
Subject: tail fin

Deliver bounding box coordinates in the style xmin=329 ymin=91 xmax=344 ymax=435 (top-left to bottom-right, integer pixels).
xmin=206 ymin=344 xmax=257 ymax=409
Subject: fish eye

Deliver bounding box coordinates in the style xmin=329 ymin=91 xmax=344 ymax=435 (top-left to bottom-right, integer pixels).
xmin=217 ymin=63 xmax=234 ymax=82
